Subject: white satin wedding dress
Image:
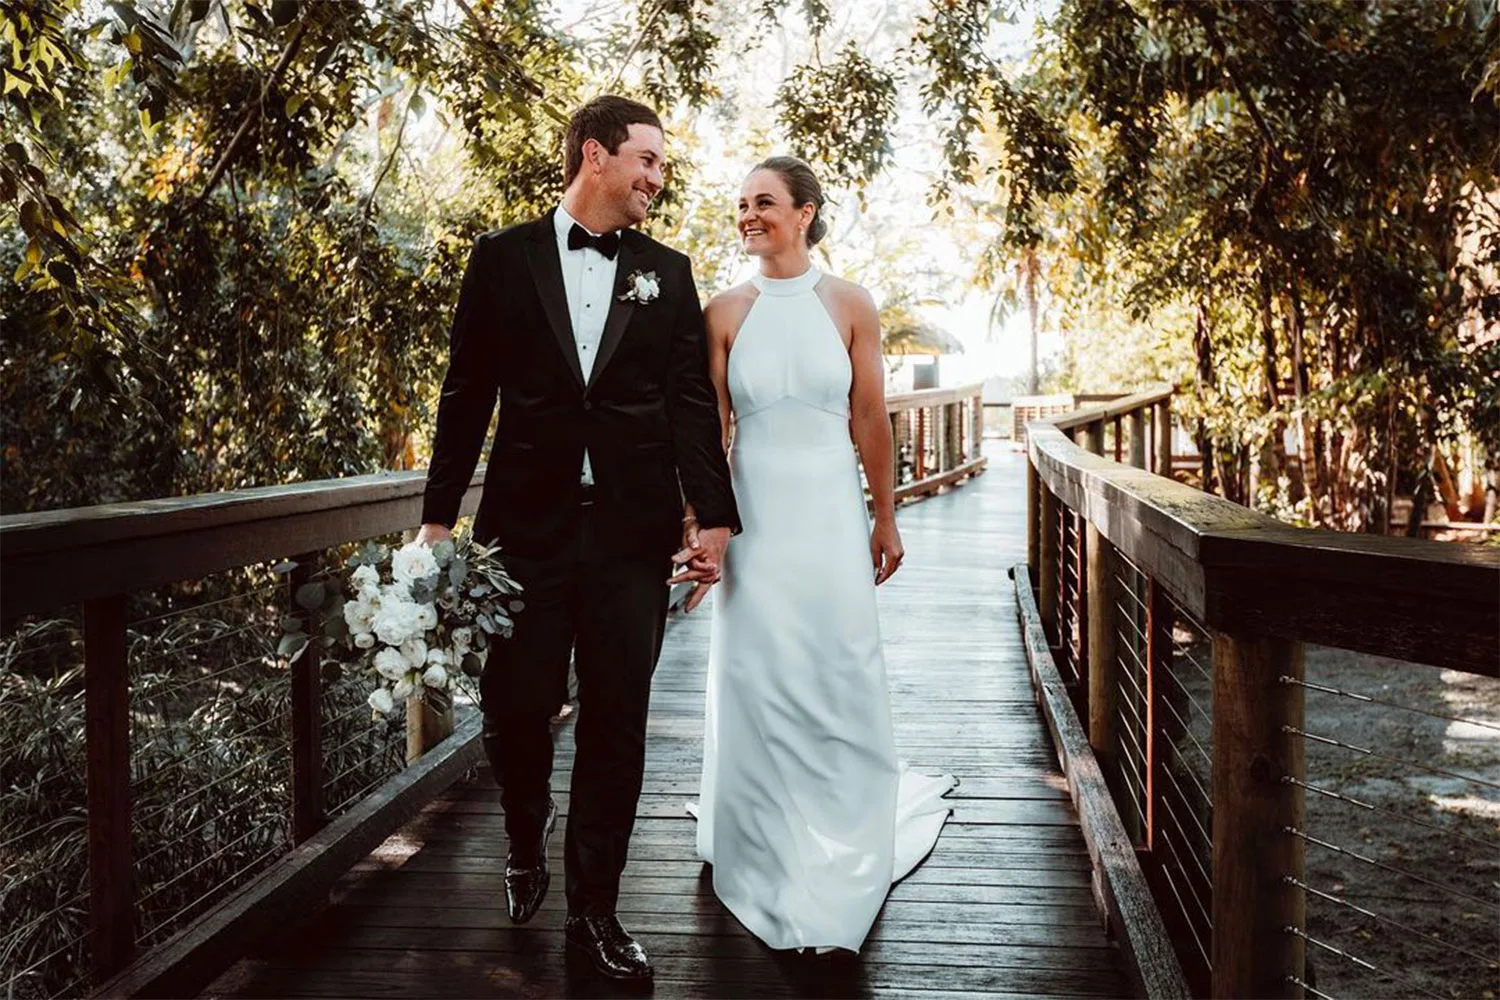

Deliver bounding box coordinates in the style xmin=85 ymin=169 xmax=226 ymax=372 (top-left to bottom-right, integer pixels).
xmin=689 ymin=266 xmax=956 ymax=953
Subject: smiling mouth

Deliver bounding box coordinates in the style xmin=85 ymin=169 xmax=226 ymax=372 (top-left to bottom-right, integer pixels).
xmin=742 ymin=227 xmax=766 ymax=237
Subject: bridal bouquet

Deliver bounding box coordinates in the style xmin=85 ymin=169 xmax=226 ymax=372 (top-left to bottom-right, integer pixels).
xmin=278 ymin=535 xmax=523 ymax=718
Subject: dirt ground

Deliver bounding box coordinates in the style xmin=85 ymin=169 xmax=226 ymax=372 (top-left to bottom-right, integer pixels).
xmin=1298 ymin=645 xmax=1499 ymax=999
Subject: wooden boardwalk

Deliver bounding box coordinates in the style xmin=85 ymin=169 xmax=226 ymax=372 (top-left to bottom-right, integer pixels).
xmin=206 ymin=448 xmax=1131 ymax=999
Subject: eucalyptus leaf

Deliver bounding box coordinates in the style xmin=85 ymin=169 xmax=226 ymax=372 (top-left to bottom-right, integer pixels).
xmin=294 ymin=581 xmax=325 ymax=610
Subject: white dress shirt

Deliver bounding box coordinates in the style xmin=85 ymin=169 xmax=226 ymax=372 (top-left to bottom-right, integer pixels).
xmin=554 ymin=204 xmax=619 ymax=485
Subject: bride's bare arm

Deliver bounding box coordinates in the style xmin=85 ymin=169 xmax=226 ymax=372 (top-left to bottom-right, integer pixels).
xmin=846 ymin=286 xmax=894 ymax=523
xmin=844 ymin=283 xmax=904 ymax=583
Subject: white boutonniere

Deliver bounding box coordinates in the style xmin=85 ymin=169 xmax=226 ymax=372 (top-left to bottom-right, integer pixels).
xmin=618 ymin=269 xmax=661 ymax=305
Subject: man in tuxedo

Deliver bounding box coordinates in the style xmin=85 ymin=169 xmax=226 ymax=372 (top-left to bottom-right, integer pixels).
xmin=415 ymin=95 xmax=739 ymax=982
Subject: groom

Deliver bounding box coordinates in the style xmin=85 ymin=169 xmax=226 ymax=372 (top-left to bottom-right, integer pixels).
xmin=415 ymin=95 xmax=739 ymax=982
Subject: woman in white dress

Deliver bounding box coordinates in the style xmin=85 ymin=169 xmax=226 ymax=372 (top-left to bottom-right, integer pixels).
xmin=685 ymin=156 xmax=956 ymax=953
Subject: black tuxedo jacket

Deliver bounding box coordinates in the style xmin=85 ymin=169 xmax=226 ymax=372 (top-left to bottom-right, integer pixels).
xmin=421 ymin=211 xmax=740 ymax=560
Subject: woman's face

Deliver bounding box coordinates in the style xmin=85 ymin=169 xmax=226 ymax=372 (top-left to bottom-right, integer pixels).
xmin=737 ymin=169 xmax=813 ymax=257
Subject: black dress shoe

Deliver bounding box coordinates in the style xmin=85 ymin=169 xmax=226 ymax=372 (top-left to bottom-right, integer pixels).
xmin=565 ymin=914 xmax=654 ymax=982
xmin=504 ymin=799 xmax=557 ymax=924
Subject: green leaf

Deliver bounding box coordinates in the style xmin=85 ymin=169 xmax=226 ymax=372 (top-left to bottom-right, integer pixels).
xmin=280 ymin=615 xmax=304 ymax=633
xmin=270 ymin=0 xmax=298 ymax=26
xmin=321 ymin=659 xmax=344 ymax=683
xmin=278 ymin=633 xmax=309 ymax=657
xmin=45 ymin=260 xmax=75 ymax=288
xmin=18 ymin=199 xmax=42 ymax=236
xmin=285 ymin=93 xmax=305 ymax=117
xmin=2 ymin=142 xmax=26 ymax=166
xmin=294 ymin=581 xmax=325 ymax=610
xmin=461 ymin=653 xmax=483 ymax=677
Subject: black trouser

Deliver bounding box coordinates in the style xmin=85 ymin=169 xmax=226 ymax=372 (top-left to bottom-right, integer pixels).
xmin=479 ymin=498 xmax=669 ymax=917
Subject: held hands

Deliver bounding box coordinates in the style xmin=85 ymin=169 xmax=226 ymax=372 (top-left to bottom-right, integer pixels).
xmin=668 ymin=515 xmax=730 ymax=613
xmin=871 ymin=518 xmax=904 ymax=585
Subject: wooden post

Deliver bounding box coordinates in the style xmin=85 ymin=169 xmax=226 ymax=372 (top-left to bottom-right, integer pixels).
xmin=1113 ymin=415 xmax=1123 ymax=462
xmin=936 ymin=404 xmax=950 ymax=474
xmin=1026 ymin=458 xmax=1041 ymax=576
xmin=1084 ymin=420 xmax=1104 ymax=456
xmin=1086 ymin=525 xmax=1119 ymax=777
xmin=1038 ymin=484 xmax=1060 ymax=642
xmin=405 ymin=697 xmax=453 ymax=763
xmin=84 ymin=594 xmax=134 ymax=980
xmin=1144 ymin=577 xmax=1171 ymax=854
xmin=1211 ymin=630 xmax=1306 ymax=999
xmin=971 ymin=392 xmax=983 ymax=459
xmin=289 ymin=554 xmax=325 ymax=843
xmin=1129 ymin=409 xmax=1147 ymax=469
xmin=1155 ymin=400 xmax=1173 ymax=477
xmin=915 ymin=407 xmax=927 ymax=480
xmin=890 ymin=412 xmax=904 ymax=488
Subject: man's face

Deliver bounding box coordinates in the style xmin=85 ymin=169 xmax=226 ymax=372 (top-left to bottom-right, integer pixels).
xmin=595 ymin=123 xmax=665 ymax=227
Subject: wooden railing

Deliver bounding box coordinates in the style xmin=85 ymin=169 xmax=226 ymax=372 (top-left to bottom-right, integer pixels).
xmin=0 ymin=468 xmax=487 ymax=998
xmin=1017 ymin=385 xmax=1500 ymax=998
xmin=885 ymin=382 xmax=987 ymax=501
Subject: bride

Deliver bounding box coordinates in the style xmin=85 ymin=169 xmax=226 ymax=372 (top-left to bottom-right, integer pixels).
xmin=680 ymin=156 xmax=956 ymax=953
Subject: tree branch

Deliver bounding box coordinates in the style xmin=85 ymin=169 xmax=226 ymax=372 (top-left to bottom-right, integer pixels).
xmin=191 ymin=20 xmax=309 ymax=213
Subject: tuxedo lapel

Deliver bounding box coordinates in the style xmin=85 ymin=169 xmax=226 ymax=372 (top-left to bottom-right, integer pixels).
xmin=587 ymin=234 xmax=648 ymax=393
xmin=524 ymin=212 xmax=586 ymax=391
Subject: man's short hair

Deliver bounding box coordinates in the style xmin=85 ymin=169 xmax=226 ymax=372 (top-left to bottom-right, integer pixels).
xmin=564 ymin=95 xmax=664 ymax=187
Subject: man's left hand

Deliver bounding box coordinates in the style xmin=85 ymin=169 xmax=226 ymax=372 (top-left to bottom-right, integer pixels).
xmin=668 ymin=525 xmax=731 ymax=613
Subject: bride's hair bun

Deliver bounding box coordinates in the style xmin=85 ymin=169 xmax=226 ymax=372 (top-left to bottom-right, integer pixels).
xmin=753 ymin=155 xmax=827 ymax=247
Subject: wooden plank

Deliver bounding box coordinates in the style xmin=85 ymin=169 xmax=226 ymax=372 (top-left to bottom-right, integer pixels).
xmin=98 ymin=714 xmax=487 ymax=999
xmin=1200 ymin=526 xmax=1499 ymax=676
xmin=1013 ymin=563 xmax=1191 ymax=1000
xmin=84 ymin=594 xmax=135 ymax=980
xmin=2 ymin=480 xmax=488 ymax=617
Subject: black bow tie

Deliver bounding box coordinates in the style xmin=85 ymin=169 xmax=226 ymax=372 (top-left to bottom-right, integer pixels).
xmin=568 ymin=223 xmax=620 ymax=260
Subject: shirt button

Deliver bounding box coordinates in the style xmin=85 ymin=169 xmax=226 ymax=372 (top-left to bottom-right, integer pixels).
xmin=583 ymin=401 xmax=593 ymax=411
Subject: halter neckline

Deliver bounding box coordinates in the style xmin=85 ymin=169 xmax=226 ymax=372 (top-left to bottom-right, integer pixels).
xmin=751 ymin=265 xmax=822 ymax=297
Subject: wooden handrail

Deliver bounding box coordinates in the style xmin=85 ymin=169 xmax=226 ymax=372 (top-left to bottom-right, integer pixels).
xmin=1046 ymin=385 xmax=1176 ymax=433
xmin=0 ymin=471 xmax=488 ymax=618
xmin=885 ymin=381 xmax=984 ymax=411
xmin=1026 ymin=403 xmax=1499 ymax=676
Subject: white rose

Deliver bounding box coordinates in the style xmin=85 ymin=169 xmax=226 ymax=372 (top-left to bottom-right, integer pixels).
xmin=414 ymin=602 xmax=438 ymax=630
xmin=372 ymin=596 xmax=422 ymax=646
xmin=391 ymin=677 xmax=415 ymax=701
xmin=450 ymin=627 xmax=472 ymax=651
xmin=373 ymin=647 xmax=408 ymax=681
xmin=351 ymin=564 xmax=380 ymax=590
xmin=633 ymin=274 xmax=656 ymax=300
xmin=391 ymin=542 xmax=440 ymax=586
xmin=343 ymin=595 xmax=377 ymax=635
xmin=400 ymin=636 xmax=428 ymax=669
xmin=425 ymin=647 xmax=449 ymax=667
xmin=353 ymin=631 xmax=376 ymax=649
xmin=368 ymin=687 xmax=395 ymax=715
xmin=422 ymin=664 xmax=449 ymax=690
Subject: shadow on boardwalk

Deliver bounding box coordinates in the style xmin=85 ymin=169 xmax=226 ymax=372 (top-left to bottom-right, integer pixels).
xmin=206 ymin=449 xmax=1131 ymax=999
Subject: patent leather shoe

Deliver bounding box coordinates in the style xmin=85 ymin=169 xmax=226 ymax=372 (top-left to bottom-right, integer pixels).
xmin=503 ymin=799 xmax=557 ymax=924
xmin=564 ymin=913 xmax=654 ymax=982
